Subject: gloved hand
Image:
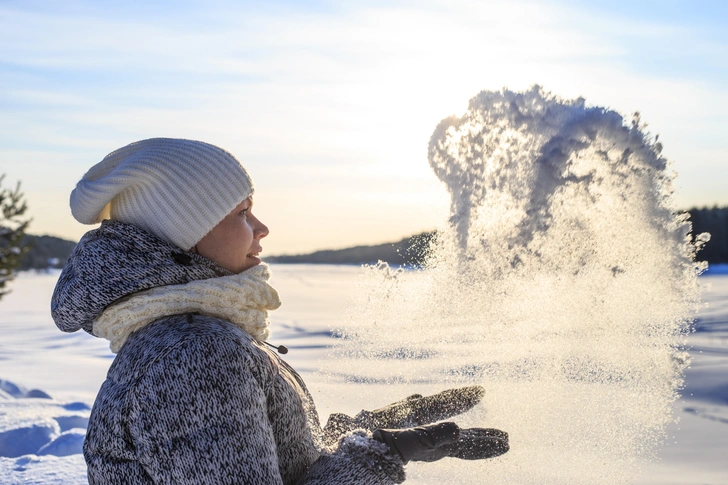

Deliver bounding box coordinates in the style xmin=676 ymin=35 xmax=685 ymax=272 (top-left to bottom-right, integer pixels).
xmin=323 ymin=386 xmax=485 ymax=445
xmin=372 ymin=422 xmax=509 ymax=464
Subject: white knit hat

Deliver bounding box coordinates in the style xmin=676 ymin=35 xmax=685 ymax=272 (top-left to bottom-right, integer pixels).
xmin=70 ymin=138 xmax=254 ymax=250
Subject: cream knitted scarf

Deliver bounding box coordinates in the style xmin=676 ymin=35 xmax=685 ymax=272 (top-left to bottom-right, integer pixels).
xmin=93 ymin=263 xmax=281 ymax=353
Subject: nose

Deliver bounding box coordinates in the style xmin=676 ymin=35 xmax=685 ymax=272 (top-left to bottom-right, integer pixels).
xmin=253 ymin=215 xmax=269 ymax=239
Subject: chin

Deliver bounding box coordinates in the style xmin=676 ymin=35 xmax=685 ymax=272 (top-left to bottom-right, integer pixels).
xmin=238 ymin=256 xmax=262 ymax=272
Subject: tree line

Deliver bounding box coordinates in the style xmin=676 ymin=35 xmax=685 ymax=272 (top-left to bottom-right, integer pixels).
xmin=10 ymin=208 xmax=728 ymax=272
xmin=10 ymin=209 xmax=728 ymax=269
xmin=267 ymin=207 xmax=728 ymax=267
xmin=686 ymin=207 xmax=728 ymax=264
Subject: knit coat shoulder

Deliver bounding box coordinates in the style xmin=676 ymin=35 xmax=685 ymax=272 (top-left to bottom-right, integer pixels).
xmin=51 ymin=220 xmax=405 ymax=485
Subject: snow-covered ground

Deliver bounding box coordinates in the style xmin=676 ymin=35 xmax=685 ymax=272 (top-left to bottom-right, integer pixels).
xmin=635 ymin=268 xmax=728 ymax=485
xmin=1 ymin=265 xmax=726 ymax=484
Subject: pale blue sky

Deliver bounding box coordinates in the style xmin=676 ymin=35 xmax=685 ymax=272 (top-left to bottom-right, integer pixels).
xmin=1 ymin=0 xmax=726 ymax=253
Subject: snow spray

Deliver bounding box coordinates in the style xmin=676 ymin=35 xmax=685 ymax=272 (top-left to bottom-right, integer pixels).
xmin=321 ymin=86 xmax=704 ymax=484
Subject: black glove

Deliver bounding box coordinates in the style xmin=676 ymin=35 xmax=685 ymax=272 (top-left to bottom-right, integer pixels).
xmin=360 ymin=385 xmax=486 ymax=429
xmin=323 ymin=386 xmax=485 ymax=445
xmin=372 ymin=422 xmax=509 ymax=464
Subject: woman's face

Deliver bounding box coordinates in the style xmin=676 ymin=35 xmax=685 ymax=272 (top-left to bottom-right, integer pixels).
xmin=194 ymin=197 xmax=269 ymax=273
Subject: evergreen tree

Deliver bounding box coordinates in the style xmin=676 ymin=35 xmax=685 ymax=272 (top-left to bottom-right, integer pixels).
xmin=0 ymin=175 xmax=31 ymax=299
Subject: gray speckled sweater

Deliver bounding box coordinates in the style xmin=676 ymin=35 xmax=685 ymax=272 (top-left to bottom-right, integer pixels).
xmin=51 ymin=220 xmax=405 ymax=485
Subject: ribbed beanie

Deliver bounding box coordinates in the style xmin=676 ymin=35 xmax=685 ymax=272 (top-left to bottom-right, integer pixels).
xmin=70 ymin=138 xmax=254 ymax=250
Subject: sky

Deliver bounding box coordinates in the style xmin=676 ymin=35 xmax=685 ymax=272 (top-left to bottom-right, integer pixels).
xmin=1 ymin=0 xmax=726 ymax=255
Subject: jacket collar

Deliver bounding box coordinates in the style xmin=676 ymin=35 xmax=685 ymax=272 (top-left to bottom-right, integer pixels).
xmin=51 ymin=220 xmax=231 ymax=334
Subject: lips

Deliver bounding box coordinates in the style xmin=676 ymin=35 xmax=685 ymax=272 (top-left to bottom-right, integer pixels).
xmin=247 ymin=247 xmax=262 ymax=258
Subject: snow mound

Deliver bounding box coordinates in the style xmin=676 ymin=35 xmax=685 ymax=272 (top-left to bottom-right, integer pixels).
xmin=0 ymin=379 xmax=90 ymax=459
xmin=0 ymin=379 xmax=52 ymax=400
xmin=0 ymin=420 xmax=60 ymax=458
xmin=37 ymin=429 xmax=86 ymax=457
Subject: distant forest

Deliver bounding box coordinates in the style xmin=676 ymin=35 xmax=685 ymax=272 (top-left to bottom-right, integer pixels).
xmin=688 ymin=207 xmax=728 ymax=264
xmin=15 ymin=206 xmax=728 ymax=270
xmin=270 ymin=206 xmax=728 ymax=266
xmin=265 ymin=232 xmax=436 ymax=266
xmin=19 ymin=235 xmax=77 ymax=270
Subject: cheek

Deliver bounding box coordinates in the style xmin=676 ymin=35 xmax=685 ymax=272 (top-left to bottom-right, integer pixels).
xmin=206 ymin=221 xmax=245 ymax=253
xmin=227 ymin=222 xmax=254 ymax=250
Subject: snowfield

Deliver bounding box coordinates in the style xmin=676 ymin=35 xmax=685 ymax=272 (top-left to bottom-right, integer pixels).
xmin=1 ymin=266 xmax=726 ymax=484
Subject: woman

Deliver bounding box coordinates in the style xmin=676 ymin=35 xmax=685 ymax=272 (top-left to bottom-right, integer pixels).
xmin=51 ymin=138 xmax=507 ymax=484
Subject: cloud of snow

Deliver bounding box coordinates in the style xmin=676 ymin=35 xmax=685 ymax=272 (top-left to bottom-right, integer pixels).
xmin=323 ymin=86 xmax=704 ymax=484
